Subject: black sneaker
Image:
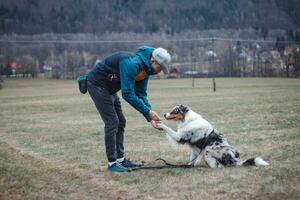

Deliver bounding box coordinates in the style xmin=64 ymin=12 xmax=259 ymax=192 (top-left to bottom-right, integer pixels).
xmin=120 ymin=158 xmax=143 ymax=168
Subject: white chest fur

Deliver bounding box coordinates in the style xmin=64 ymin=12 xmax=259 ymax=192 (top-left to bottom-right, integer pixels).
xmin=177 ymin=110 xmax=214 ymax=143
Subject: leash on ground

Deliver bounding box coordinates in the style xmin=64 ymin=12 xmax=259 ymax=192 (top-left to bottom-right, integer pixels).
xmin=130 ymin=158 xmax=194 ymax=171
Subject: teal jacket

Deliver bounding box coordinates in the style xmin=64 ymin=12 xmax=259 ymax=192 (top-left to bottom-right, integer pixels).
xmin=87 ymin=46 xmax=156 ymax=121
xmin=120 ymin=46 xmax=156 ymax=122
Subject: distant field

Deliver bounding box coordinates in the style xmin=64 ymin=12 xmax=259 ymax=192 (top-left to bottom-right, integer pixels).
xmin=0 ymin=78 xmax=299 ymax=200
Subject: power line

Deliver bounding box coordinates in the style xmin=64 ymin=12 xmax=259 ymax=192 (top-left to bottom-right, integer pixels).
xmin=0 ymin=37 xmax=298 ymax=44
xmin=215 ymin=37 xmax=299 ymax=44
xmin=215 ymin=37 xmax=276 ymax=43
xmin=0 ymin=38 xmax=211 ymax=44
xmin=172 ymin=61 xmax=210 ymax=66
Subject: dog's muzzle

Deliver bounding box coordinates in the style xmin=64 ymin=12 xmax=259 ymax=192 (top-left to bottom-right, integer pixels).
xmin=164 ymin=113 xmax=175 ymax=120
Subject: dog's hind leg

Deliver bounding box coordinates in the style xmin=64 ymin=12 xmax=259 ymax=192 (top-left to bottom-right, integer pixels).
xmin=204 ymin=153 xmax=224 ymax=168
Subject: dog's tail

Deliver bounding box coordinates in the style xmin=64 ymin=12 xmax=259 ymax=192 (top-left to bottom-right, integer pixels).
xmin=240 ymin=157 xmax=269 ymax=166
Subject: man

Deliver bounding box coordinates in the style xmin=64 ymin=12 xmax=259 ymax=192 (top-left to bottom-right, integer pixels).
xmin=87 ymin=46 xmax=171 ymax=172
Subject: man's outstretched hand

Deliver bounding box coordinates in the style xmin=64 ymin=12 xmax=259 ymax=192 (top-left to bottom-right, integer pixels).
xmin=150 ymin=120 xmax=161 ymax=129
xmin=149 ymin=111 xmax=163 ymax=130
xmin=149 ymin=110 xmax=162 ymax=121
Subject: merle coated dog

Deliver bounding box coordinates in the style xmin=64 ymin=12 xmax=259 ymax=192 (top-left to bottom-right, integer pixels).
xmin=157 ymin=105 xmax=269 ymax=168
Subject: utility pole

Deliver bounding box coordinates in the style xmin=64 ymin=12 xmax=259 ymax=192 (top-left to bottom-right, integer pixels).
xmin=211 ymin=38 xmax=216 ymax=92
xmin=190 ymin=47 xmax=195 ymax=88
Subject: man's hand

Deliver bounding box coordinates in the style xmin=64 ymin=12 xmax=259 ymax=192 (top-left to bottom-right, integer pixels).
xmin=149 ymin=110 xmax=162 ymax=121
xmin=150 ymin=120 xmax=160 ymax=129
xmin=149 ymin=111 xmax=164 ymax=130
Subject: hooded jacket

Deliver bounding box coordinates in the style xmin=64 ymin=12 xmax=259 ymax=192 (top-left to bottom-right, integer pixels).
xmin=87 ymin=46 xmax=156 ymax=121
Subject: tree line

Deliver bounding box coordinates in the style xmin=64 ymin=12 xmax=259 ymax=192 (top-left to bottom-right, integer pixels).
xmin=0 ymin=0 xmax=299 ymax=34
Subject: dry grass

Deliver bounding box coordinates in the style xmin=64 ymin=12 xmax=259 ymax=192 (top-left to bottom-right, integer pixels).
xmin=0 ymin=78 xmax=299 ymax=200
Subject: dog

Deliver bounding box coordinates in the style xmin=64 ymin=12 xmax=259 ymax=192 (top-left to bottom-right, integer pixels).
xmin=157 ymin=105 xmax=269 ymax=168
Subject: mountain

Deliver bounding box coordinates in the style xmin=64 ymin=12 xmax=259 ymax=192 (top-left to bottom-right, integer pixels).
xmin=0 ymin=0 xmax=299 ymax=34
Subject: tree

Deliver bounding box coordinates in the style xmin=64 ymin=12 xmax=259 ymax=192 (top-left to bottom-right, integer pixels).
xmin=261 ymin=27 xmax=269 ymax=40
xmin=292 ymin=48 xmax=300 ymax=78
xmin=275 ymin=36 xmax=285 ymax=56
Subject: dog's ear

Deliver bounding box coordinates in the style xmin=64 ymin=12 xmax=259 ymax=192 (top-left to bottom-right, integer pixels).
xmin=179 ymin=105 xmax=189 ymax=114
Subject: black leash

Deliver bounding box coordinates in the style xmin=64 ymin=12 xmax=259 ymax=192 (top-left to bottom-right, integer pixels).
xmin=130 ymin=158 xmax=193 ymax=171
xmin=131 ymin=130 xmax=218 ymax=171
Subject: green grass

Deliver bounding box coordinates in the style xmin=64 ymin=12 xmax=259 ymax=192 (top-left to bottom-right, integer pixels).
xmin=0 ymin=78 xmax=300 ymax=200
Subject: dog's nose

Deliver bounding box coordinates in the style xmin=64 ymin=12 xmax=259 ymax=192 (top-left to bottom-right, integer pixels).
xmin=164 ymin=113 xmax=169 ymax=119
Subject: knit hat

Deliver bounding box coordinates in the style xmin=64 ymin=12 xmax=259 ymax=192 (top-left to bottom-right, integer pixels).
xmin=152 ymin=48 xmax=171 ymax=74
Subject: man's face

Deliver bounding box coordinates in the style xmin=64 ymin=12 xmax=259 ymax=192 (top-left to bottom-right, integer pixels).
xmin=150 ymin=56 xmax=162 ymax=74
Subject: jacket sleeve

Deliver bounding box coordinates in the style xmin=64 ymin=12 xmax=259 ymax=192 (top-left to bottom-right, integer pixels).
xmin=120 ymin=59 xmax=152 ymax=122
xmin=135 ymin=77 xmax=152 ymax=110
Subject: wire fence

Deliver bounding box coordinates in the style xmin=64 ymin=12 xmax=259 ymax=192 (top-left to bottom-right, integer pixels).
xmin=0 ymin=37 xmax=299 ymax=80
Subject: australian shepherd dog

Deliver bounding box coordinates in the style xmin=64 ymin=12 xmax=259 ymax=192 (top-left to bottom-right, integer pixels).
xmin=157 ymin=105 xmax=269 ymax=168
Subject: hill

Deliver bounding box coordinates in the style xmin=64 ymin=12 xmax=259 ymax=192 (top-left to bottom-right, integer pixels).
xmin=0 ymin=0 xmax=299 ymax=34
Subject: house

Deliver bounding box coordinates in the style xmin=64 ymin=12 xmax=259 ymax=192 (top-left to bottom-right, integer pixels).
xmin=167 ymin=67 xmax=180 ymax=79
xmin=270 ymin=50 xmax=281 ymax=59
xmin=10 ymin=61 xmax=17 ymax=75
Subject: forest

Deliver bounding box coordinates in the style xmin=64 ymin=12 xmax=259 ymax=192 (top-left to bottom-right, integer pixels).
xmin=0 ymin=0 xmax=299 ymax=34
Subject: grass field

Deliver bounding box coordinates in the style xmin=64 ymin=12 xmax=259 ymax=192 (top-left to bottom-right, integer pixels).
xmin=0 ymin=78 xmax=299 ymax=200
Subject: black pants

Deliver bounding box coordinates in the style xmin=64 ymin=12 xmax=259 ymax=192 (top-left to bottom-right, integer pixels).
xmin=87 ymin=80 xmax=126 ymax=162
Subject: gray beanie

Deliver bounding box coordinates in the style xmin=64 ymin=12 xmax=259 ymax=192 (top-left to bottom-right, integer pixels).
xmin=152 ymin=48 xmax=171 ymax=74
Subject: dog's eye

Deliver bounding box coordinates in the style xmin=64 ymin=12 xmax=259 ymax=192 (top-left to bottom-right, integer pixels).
xmin=171 ymin=107 xmax=181 ymax=114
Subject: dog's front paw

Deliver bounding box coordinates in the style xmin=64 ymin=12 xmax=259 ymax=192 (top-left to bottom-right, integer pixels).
xmin=157 ymin=123 xmax=166 ymax=130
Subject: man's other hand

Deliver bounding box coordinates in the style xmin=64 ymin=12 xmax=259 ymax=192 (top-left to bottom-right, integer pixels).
xmin=150 ymin=120 xmax=163 ymax=130
xmin=149 ymin=110 xmax=162 ymax=121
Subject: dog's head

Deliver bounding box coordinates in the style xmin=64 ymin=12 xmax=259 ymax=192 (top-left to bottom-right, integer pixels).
xmin=164 ymin=105 xmax=189 ymax=121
